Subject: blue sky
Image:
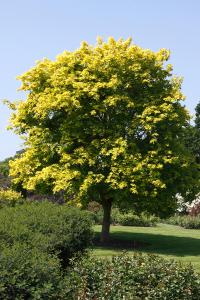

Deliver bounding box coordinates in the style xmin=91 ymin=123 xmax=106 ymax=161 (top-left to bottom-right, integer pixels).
xmin=0 ymin=0 xmax=200 ymax=160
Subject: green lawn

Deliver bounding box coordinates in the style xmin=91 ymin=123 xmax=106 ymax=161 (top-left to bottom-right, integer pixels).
xmin=92 ymin=223 xmax=200 ymax=272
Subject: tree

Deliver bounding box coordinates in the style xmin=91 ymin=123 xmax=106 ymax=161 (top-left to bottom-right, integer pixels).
xmin=0 ymin=157 xmax=11 ymax=189
xmin=184 ymin=102 xmax=200 ymax=165
xmin=7 ymin=38 xmax=198 ymax=242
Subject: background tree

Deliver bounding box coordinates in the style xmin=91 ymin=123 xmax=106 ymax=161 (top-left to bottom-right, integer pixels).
xmin=0 ymin=157 xmax=11 ymax=189
xmin=7 ymin=38 xmax=198 ymax=242
xmin=184 ymin=102 xmax=200 ymax=165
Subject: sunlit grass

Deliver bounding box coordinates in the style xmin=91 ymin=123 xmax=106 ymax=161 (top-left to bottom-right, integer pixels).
xmin=91 ymin=223 xmax=200 ymax=272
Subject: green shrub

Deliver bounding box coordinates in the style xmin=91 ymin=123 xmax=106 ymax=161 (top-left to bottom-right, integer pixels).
xmin=70 ymin=253 xmax=200 ymax=300
xmin=0 ymin=202 xmax=94 ymax=263
xmin=91 ymin=207 xmax=159 ymax=227
xmin=110 ymin=207 xmax=122 ymax=225
xmin=90 ymin=209 xmax=104 ymax=225
xmin=166 ymin=215 xmax=200 ymax=229
xmin=117 ymin=212 xmax=159 ymax=226
xmin=0 ymin=243 xmax=71 ymax=299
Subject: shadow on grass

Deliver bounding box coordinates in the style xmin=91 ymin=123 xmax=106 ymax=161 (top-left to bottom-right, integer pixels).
xmin=93 ymin=231 xmax=200 ymax=257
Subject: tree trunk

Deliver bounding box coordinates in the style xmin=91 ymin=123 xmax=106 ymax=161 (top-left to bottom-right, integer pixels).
xmin=101 ymin=198 xmax=112 ymax=243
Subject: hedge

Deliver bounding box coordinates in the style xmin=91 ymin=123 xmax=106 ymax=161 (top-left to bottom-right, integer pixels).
xmin=70 ymin=253 xmax=200 ymax=300
xmin=0 ymin=201 xmax=94 ymax=264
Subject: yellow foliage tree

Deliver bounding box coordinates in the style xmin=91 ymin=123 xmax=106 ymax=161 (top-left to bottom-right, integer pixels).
xmin=7 ymin=38 xmax=198 ymax=241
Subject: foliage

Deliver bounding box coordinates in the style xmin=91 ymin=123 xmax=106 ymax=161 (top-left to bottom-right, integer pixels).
xmin=6 ymin=37 xmax=198 ymax=221
xmin=87 ymin=201 xmax=102 ymax=213
xmin=0 ymin=202 xmax=93 ymax=263
xmin=0 ymin=154 xmax=29 ymax=198
xmin=0 ymin=158 xmax=11 ymax=189
xmin=0 ymin=158 xmax=10 ymax=177
xmin=0 ymin=188 xmax=23 ymax=207
xmin=166 ymin=214 xmax=200 ymax=229
xmin=184 ymin=102 xmax=200 ymax=165
xmin=0 ymin=202 xmax=93 ymax=298
xmin=116 ymin=211 xmax=159 ymax=226
xmin=91 ymin=207 xmax=159 ymax=226
xmin=0 ymin=153 xmax=65 ymax=201
xmin=69 ymin=253 xmax=200 ymax=300
xmin=182 ymin=101 xmax=200 ymax=203
xmin=91 ymin=209 xmax=104 ymax=225
xmin=0 ymin=243 xmax=71 ymax=299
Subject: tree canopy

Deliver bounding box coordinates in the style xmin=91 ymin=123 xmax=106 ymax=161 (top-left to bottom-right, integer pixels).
xmin=7 ymin=38 xmax=198 ymax=241
xmin=184 ymin=102 xmax=200 ymax=165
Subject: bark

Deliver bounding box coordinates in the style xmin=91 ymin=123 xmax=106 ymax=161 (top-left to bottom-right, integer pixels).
xmin=100 ymin=198 xmax=112 ymax=243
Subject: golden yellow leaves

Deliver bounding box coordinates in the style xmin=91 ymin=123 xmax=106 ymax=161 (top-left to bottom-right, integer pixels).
xmin=156 ymin=48 xmax=170 ymax=62
xmin=6 ymin=37 xmax=194 ymax=206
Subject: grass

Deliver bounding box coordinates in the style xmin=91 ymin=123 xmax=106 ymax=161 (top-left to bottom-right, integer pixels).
xmin=92 ymin=223 xmax=200 ymax=272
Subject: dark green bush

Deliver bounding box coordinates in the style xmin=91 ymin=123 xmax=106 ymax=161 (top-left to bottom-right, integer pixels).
xmin=0 ymin=202 xmax=94 ymax=263
xmin=70 ymin=253 xmax=200 ymax=300
xmin=0 ymin=202 xmax=94 ymax=299
xmin=0 ymin=243 xmax=72 ymax=299
xmin=166 ymin=215 xmax=200 ymax=229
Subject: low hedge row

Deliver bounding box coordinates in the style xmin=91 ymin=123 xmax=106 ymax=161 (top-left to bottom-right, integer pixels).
xmin=1 ymin=249 xmax=200 ymax=299
xmin=70 ymin=253 xmax=200 ymax=300
xmin=166 ymin=215 xmax=200 ymax=229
